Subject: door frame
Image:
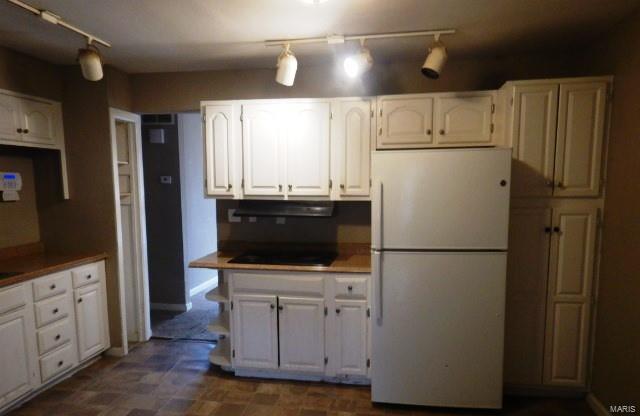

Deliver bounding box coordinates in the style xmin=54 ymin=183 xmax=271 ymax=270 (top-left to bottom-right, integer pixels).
xmin=109 ymin=108 xmax=151 ymax=353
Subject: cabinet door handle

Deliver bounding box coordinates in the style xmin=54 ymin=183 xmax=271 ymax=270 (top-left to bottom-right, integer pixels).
xmin=544 ymin=226 xmax=552 ymax=233
xmin=379 ymin=127 xmax=382 ymax=136
xmin=347 ymin=285 xmax=353 ymax=291
xmin=278 ymin=184 xmax=282 ymax=192
xmin=288 ymin=184 xmax=292 ymax=191
xmin=23 ymin=129 xmax=29 ymax=134
xmin=58 ymin=360 xmax=64 ymax=367
xmin=556 ymin=182 xmax=564 ymax=189
xmin=340 ymin=184 xmax=345 ymax=190
xmin=278 ymin=305 xmax=284 ymax=311
xmin=426 ymin=129 xmax=432 ymax=135
xmin=86 ymin=274 xmax=92 ymax=280
xmin=439 ymin=129 xmax=445 ymax=135
xmin=270 ymin=304 xmax=275 ymax=309
xmin=17 ymin=128 xmax=23 ymax=133
xmin=77 ymin=298 xmax=83 ymax=303
xmin=335 ymin=308 xmax=341 ymax=314
xmin=55 ymin=334 xmax=61 ymax=341
xmin=53 ymin=308 xmax=59 ymax=314
xmin=226 ymin=184 xmax=232 ymax=191
xmin=50 ymin=284 xmax=56 ymax=290
xmin=553 ymin=226 xmax=561 ymax=234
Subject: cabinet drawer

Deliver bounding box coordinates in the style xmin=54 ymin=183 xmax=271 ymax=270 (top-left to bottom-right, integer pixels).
xmin=34 ymin=295 xmax=70 ymax=328
xmin=232 ymin=272 xmax=324 ymax=296
xmin=39 ymin=344 xmax=75 ymax=382
xmin=72 ymin=263 xmax=100 ymax=288
xmin=0 ymin=284 xmax=28 ymax=315
xmin=37 ymin=318 xmax=73 ymax=355
xmin=33 ymin=271 xmax=71 ymax=301
xmin=334 ymin=276 xmax=368 ymax=299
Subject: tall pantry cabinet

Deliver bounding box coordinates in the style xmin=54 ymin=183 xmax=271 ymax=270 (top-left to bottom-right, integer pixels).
xmin=501 ymin=77 xmax=611 ymax=390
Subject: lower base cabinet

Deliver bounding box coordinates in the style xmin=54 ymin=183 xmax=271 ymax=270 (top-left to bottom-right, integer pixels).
xmin=0 ymin=260 xmax=109 ymax=412
xmin=224 ymin=271 xmax=371 ymax=382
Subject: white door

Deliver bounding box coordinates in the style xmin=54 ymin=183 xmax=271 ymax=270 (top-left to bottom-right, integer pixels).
xmin=510 ymin=84 xmax=559 ymax=197
xmin=0 ymin=308 xmax=38 ymax=407
xmin=334 ymin=299 xmax=368 ymax=376
xmin=0 ymin=93 xmax=22 ymax=142
xmin=544 ymin=207 xmax=597 ymax=387
xmin=75 ymin=284 xmax=107 ymax=361
xmin=232 ymin=294 xmax=278 ymax=369
xmin=434 ymin=94 xmax=493 ymax=145
xmin=372 ymin=148 xmax=511 ymax=250
xmin=242 ymin=104 xmax=284 ymax=196
xmin=20 ymin=98 xmax=57 ymax=145
xmin=504 ymin=208 xmax=551 ymax=385
xmin=286 ymin=102 xmax=330 ymax=196
xmin=278 ymin=296 xmax=325 ymax=373
xmin=377 ymin=96 xmax=433 ymax=149
xmin=371 ymin=252 xmax=506 ymax=408
xmin=554 ymin=82 xmax=606 ymax=197
xmin=336 ymin=100 xmax=371 ymax=197
xmin=204 ymin=104 xmax=234 ymax=196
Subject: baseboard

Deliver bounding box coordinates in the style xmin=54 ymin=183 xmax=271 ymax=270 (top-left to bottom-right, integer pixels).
xmin=106 ymin=346 xmax=126 ymax=357
xmin=151 ymin=302 xmax=192 ymax=312
xmin=504 ymin=383 xmax=586 ymax=398
xmin=587 ymin=393 xmax=611 ymax=416
xmin=189 ymin=277 xmax=218 ymax=297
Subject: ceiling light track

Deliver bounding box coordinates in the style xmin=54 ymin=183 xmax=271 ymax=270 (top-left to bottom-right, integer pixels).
xmin=264 ymin=29 xmax=455 ymax=48
xmin=6 ymin=0 xmax=111 ymax=47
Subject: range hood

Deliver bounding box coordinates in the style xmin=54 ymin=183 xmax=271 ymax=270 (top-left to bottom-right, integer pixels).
xmin=233 ymin=200 xmax=334 ymax=218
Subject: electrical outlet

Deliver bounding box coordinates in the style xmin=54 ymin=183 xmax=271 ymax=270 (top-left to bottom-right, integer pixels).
xmin=228 ymin=209 xmax=241 ymax=223
xmin=276 ymin=217 xmax=286 ymax=225
xmin=249 ymin=216 xmax=257 ymax=223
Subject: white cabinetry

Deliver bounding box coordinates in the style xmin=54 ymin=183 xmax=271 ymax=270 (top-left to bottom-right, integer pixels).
xmin=74 ymin=283 xmax=108 ymax=361
xmin=333 ymin=299 xmax=368 ymax=376
xmin=433 ymin=93 xmax=493 ymax=145
xmin=377 ymin=96 xmax=433 ymax=148
xmin=504 ymin=79 xmax=608 ymax=197
xmin=203 ymin=104 xmax=235 ymax=197
xmin=0 ymin=93 xmax=21 ymax=142
xmin=19 ymin=99 xmax=58 ymax=145
xmin=232 ymin=294 xmax=278 ymax=369
xmin=278 ymin=296 xmax=326 ymax=373
xmin=333 ymin=99 xmax=372 ymax=198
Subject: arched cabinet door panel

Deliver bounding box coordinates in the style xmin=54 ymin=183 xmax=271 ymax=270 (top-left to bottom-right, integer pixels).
xmin=377 ymin=96 xmax=433 ymax=149
xmin=20 ymin=98 xmax=58 ymax=145
xmin=434 ymin=94 xmax=493 ymax=145
xmin=204 ymin=105 xmax=235 ymax=197
xmin=0 ymin=93 xmax=21 ymax=142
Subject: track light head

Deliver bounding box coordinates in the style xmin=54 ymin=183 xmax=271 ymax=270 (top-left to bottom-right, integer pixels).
xmin=275 ymin=44 xmax=298 ymax=86
xmin=77 ymin=40 xmax=103 ymax=81
xmin=422 ymin=39 xmax=447 ymax=79
xmin=344 ymin=39 xmax=373 ymax=78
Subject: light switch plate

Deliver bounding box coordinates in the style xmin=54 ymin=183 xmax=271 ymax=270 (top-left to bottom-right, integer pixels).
xmin=228 ymin=209 xmax=241 ymax=223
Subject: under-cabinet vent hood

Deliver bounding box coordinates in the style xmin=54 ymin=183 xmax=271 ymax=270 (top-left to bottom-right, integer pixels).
xmin=233 ymin=201 xmax=334 ymax=218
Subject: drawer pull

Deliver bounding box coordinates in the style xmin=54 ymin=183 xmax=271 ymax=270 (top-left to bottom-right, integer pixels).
xmin=336 ymin=308 xmax=341 ymax=314
xmin=53 ymin=308 xmax=59 ymax=314
xmin=50 ymin=284 xmax=56 ymax=290
xmin=347 ymin=285 xmax=353 ymax=291
xmin=270 ymin=304 xmax=275 ymax=309
xmin=55 ymin=334 xmax=61 ymax=341
xmin=86 ymin=274 xmax=92 ymax=280
xmin=58 ymin=360 xmax=64 ymax=367
xmin=278 ymin=305 xmax=284 ymax=311
xmin=17 ymin=128 xmax=23 ymax=133
xmin=77 ymin=298 xmax=83 ymax=303
xmin=23 ymin=129 xmax=29 ymax=134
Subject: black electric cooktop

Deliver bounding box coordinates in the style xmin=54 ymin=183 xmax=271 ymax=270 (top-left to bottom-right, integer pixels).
xmin=229 ymin=250 xmax=337 ymax=267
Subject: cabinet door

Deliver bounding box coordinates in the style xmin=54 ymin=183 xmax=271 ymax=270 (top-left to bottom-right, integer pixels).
xmin=20 ymin=99 xmax=57 ymax=145
xmin=278 ymin=297 xmax=325 ymax=373
xmin=544 ymin=207 xmax=597 ymax=387
xmin=336 ymin=100 xmax=371 ymax=197
xmin=511 ymin=84 xmax=559 ymax=197
xmin=286 ymin=102 xmax=331 ymax=196
xmin=232 ymin=294 xmax=278 ymax=369
xmin=377 ymin=96 xmax=433 ymax=149
xmin=204 ymin=104 xmax=234 ymax=196
xmin=434 ymin=94 xmax=493 ymax=145
xmin=242 ymin=104 xmax=284 ymax=196
xmin=0 ymin=93 xmax=22 ymax=142
xmin=0 ymin=307 xmax=38 ymax=407
xmin=504 ymin=208 xmax=551 ymax=385
xmin=554 ymin=82 xmax=606 ymax=196
xmin=75 ymin=284 xmax=107 ymax=361
xmin=334 ymin=300 xmax=368 ymax=376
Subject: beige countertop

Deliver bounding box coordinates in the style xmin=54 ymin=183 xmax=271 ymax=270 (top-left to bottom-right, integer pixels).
xmin=0 ymin=252 xmax=108 ymax=288
xmin=190 ymin=250 xmax=371 ymax=274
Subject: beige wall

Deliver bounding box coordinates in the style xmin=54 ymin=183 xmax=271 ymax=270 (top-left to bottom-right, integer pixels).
xmin=578 ymin=11 xmax=640 ymax=408
xmin=131 ymin=51 xmax=587 ymax=113
xmin=0 ymin=152 xmax=40 ymax=248
xmin=0 ymin=46 xmax=62 ymax=101
xmin=105 ymin=65 xmax=133 ymax=111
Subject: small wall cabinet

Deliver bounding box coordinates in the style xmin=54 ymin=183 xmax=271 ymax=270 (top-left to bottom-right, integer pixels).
xmin=206 ymin=270 xmax=371 ymax=382
xmin=0 ymin=89 xmax=70 ymax=199
xmin=504 ymin=79 xmax=608 ymax=197
xmin=0 ymin=260 xmax=109 ymax=412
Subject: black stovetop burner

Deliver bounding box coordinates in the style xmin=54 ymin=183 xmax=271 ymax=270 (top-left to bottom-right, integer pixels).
xmin=229 ymin=250 xmax=337 ymax=267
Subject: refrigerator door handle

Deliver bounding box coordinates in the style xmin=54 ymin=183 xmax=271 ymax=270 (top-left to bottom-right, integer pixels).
xmin=372 ymin=181 xmax=383 ymax=249
xmin=373 ymin=250 xmax=382 ymax=320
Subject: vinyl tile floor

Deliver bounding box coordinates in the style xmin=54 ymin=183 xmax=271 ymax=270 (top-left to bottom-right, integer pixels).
xmin=9 ymin=339 xmax=594 ymax=416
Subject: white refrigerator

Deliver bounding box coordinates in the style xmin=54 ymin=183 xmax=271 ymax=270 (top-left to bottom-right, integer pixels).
xmin=371 ymin=148 xmax=511 ymax=409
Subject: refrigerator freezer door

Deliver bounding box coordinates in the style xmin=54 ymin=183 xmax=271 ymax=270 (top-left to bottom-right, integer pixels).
xmin=372 ymin=148 xmax=511 ymax=250
xmin=371 ymin=251 xmax=506 ymax=409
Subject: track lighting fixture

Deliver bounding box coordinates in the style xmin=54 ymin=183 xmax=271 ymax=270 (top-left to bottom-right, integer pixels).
xmin=78 ymin=39 xmax=104 ymax=81
xmin=422 ymin=35 xmax=448 ymax=79
xmin=343 ymin=39 xmax=373 ymax=78
xmin=275 ymin=44 xmax=298 ymax=86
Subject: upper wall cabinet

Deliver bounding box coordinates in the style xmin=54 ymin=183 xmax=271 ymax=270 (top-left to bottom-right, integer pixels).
xmin=377 ymin=96 xmax=433 ymax=149
xmin=0 ymin=89 xmax=69 ymax=199
xmin=203 ymin=104 xmax=235 ymax=197
xmin=504 ymin=78 xmax=609 ymax=197
xmin=434 ymin=93 xmax=493 ymax=145
xmin=332 ymin=99 xmax=372 ymax=198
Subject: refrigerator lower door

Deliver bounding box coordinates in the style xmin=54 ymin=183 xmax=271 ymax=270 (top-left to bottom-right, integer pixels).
xmin=371 ymin=251 xmax=506 ymax=409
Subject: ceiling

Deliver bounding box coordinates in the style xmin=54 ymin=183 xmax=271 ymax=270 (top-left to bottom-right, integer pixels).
xmin=0 ymin=0 xmax=638 ymax=73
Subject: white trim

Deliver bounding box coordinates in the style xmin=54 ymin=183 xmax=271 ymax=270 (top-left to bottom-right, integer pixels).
xmin=109 ymin=108 xmax=151 ymax=354
xmin=151 ymin=302 xmax=192 ymax=312
xmin=105 ymin=347 xmax=126 ymax=357
xmin=189 ymin=277 xmax=218 ymax=297
xmin=586 ymin=393 xmax=611 ymax=416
